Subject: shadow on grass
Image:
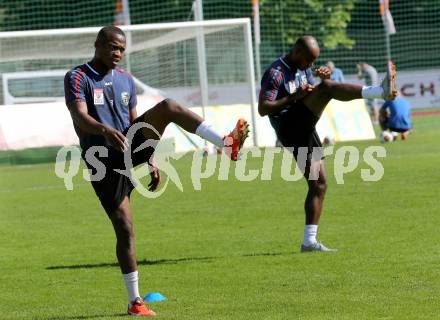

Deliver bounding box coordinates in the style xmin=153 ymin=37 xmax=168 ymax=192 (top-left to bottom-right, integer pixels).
xmin=44 ymin=313 xmax=127 ymax=319
xmin=46 ymin=251 xmax=293 ymax=270
xmin=241 ymin=251 xmax=289 ymax=257
xmin=46 ymin=256 xmax=216 ymax=270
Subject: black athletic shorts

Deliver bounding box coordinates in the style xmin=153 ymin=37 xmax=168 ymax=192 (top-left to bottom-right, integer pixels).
xmin=83 ymin=116 xmax=155 ymax=214
xmin=269 ymin=101 xmax=323 ymax=164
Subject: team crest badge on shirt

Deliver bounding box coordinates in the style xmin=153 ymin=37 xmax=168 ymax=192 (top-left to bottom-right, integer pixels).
xmin=94 ymin=89 xmax=104 ymax=105
xmin=288 ymin=80 xmax=297 ymax=94
xmin=121 ymin=92 xmax=130 ymax=106
xmin=301 ymin=74 xmax=308 ymax=85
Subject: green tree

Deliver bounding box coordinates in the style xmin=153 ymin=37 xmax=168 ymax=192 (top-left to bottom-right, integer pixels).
xmin=0 ymin=0 xmax=114 ymax=31
xmin=260 ymin=0 xmax=356 ymax=52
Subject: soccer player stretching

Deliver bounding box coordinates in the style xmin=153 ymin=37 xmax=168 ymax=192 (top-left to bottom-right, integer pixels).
xmin=259 ymin=36 xmax=396 ymax=252
xmin=64 ymin=26 xmax=248 ymax=317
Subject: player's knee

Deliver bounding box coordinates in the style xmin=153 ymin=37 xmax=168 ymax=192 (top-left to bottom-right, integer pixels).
xmin=110 ymin=212 xmax=134 ymax=242
xmin=161 ymin=98 xmax=184 ymax=117
xmin=316 ymin=181 xmax=327 ymax=196
xmin=319 ymin=79 xmax=334 ymax=92
xmin=309 ymin=179 xmax=327 ymax=197
xmin=117 ymin=221 xmax=134 ymax=244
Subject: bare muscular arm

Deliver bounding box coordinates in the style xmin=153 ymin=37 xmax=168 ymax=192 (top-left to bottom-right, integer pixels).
xmin=67 ymin=100 xmax=128 ymax=152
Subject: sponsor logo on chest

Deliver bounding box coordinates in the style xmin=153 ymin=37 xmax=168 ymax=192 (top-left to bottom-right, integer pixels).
xmin=288 ymin=73 xmax=309 ymax=94
xmin=94 ymin=88 xmax=104 ymax=105
xmin=288 ymin=80 xmax=296 ymax=94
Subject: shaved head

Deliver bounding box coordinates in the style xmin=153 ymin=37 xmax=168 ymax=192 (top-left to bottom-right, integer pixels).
xmin=286 ymin=35 xmax=320 ymax=70
xmin=294 ymin=35 xmax=320 ymax=58
xmin=96 ymin=26 xmax=125 ymax=43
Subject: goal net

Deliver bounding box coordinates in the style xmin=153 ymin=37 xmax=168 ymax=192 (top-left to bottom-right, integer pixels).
xmin=0 ymin=19 xmax=266 ymax=149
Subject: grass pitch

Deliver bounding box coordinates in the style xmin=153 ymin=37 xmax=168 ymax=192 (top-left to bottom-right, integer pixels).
xmin=1 ymin=114 xmax=439 ymax=320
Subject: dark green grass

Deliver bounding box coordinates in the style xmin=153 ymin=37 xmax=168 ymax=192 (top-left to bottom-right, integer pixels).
xmin=1 ymin=115 xmax=440 ymax=319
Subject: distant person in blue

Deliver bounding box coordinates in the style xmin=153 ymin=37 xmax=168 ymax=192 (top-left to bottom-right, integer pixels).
xmin=380 ymin=92 xmax=412 ymax=140
xmin=326 ymin=61 xmax=345 ymax=82
xmin=64 ymin=26 xmax=249 ymax=317
xmin=259 ymin=36 xmax=397 ymax=254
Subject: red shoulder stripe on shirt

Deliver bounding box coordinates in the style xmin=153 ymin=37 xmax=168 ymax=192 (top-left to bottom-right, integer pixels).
xmin=74 ymin=67 xmax=86 ymax=99
xmin=269 ymin=69 xmax=284 ymax=101
xmin=65 ymin=71 xmax=70 ymax=102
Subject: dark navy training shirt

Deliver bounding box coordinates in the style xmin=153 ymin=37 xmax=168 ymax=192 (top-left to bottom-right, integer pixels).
xmin=260 ymin=56 xmax=315 ymax=117
xmin=64 ymin=63 xmax=137 ymax=151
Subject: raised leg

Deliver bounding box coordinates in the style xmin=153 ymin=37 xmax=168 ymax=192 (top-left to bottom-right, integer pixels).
xmin=303 ymin=79 xmax=363 ymax=117
xmin=138 ymin=98 xmax=204 ymax=140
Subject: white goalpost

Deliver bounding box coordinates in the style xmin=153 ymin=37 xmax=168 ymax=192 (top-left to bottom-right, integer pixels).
xmin=0 ymin=18 xmax=263 ymax=149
